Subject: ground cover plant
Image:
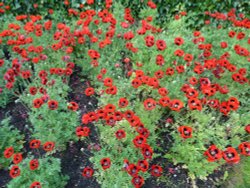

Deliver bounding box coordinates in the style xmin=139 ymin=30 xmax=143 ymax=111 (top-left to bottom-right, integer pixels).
xmin=0 ymin=0 xmax=249 ymax=188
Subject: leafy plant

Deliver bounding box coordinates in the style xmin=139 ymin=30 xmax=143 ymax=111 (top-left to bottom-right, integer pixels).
xmin=0 ymin=117 xmax=24 ymax=169
xmin=7 ymin=157 xmax=69 ymax=188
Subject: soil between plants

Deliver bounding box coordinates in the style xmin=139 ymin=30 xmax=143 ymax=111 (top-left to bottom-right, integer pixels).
xmin=54 ymin=65 xmax=100 ymax=188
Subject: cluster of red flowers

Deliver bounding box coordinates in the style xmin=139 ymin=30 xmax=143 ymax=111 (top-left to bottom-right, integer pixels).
xmin=0 ymin=1 xmax=249 ymax=187
xmin=4 ymin=140 xmax=54 ymax=179
xmin=3 ymin=147 xmax=23 ymax=165
xmin=206 ymin=8 xmax=250 ymax=29
xmin=80 ymin=98 xmax=166 ymax=187
xmin=204 ymin=142 xmax=250 ymax=164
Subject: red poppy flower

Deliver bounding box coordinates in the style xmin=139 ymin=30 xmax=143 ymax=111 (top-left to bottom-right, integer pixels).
xmin=156 ymin=54 xmax=165 ymax=66
xmin=131 ymin=78 xmax=142 ymax=88
xmin=156 ymin=39 xmax=166 ymax=51
xmin=13 ymin=153 xmax=23 ymax=164
xmin=88 ymin=49 xmax=100 ymax=59
xmin=182 ymin=84 xmax=190 ymax=93
xmin=96 ymin=109 xmax=107 ymax=119
xmin=100 ymin=158 xmax=111 ymax=170
xmin=204 ymin=145 xmax=222 ymax=162
xmin=166 ymin=67 xmax=174 ymax=76
xmin=64 ymin=68 xmax=73 ymax=76
xmin=115 ymin=129 xmax=126 ymax=139
xmin=174 ymin=37 xmax=184 ymax=46
xmin=222 ymin=147 xmax=240 ymax=164
xmin=39 ymin=87 xmax=47 ymax=94
xmin=38 ymin=70 xmax=47 ymax=78
xmin=82 ymin=114 xmax=90 ymax=124
xmin=238 ymin=142 xmax=250 ymax=156
xmin=159 ymin=96 xmax=170 ymax=107
xmin=151 ymin=165 xmax=163 ymax=177
xmin=4 ymin=147 xmax=14 ymax=158
xmin=144 ymin=35 xmax=155 ymax=47
xmin=147 ymin=77 xmax=159 ymax=88
xmin=141 ymin=144 xmax=153 ymax=159
xmin=154 ymin=70 xmax=164 ymax=79
xmin=227 ymin=97 xmax=239 ymax=111
xmin=82 ymin=167 xmax=94 ymax=178
xmin=127 ymin=164 xmax=139 ymax=177
xmin=76 ymin=126 xmax=90 ymax=137
xmin=9 ymin=166 xmax=20 ymax=178
xmin=114 ymin=111 xmax=123 ymax=121
xmin=147 ymin=0 xmax=156 ymax=9
xmin=228 ymin=31 xmax=236 ymax=38
xmin=184 ymin=53 xmax=193 ymax=62
xmin=127 ymin=115 xmax=140 ymax=127
xmin=131 ymin=175 xmax=144 ymax=188
xmin=193 ymin=65 xmax=204 ymax=74
xmin=143 ymin=98 xmax=156 ymax=110
xmin=158 ymin=88 xmax=168 ymax=96
xmin=137 ymin=160 xmax=149 ymax=172
xmin=219 ymin=101 xmax=230 ymax=116
xmin=178 ymin=126 xmax=192 ymax=139
xmin=105 ymin=115 xmax=116 ymax=126
xmin=124 ymin=31 xmax=134 ymax=40
xmin=133 ymin=135 xmax=146 ymax=148
xmin=123 ymin=110 xmax=134 ymax=121
xmin=189 ymin=77 xmax=198 ymax=85
xmin=105 ymin=85 xmax=117 ymax=95
xmin=29 ymin=139 xmax=41 ymax=149
xmin=220 ymin=42 xmax=228 ymax=48
xmin=85 ymin=87 xmax=95 ymax=96
xmin=118 ymin=98 xmax=129 ymax=108
xmin=30 ymin=182 xmax=41 ymax=188
xmin=236 ymin=32 xmax=245 ymax=40
xmin=201 ymin=86 xmax=217 ymax=97
xmin=185 ymin=88 xmax=199 ymax=99
xmin=176 ymin=65 xmax=185 ymax=74
xmin=169 ymin=99 xmax=184 ymax=111
xmin=29 ymin=87 xmax=37 ymax=95
xmin=33 ymin=98 xmax=44 ymax=108
xmin=207 ymin=99 xmax=220 ymax=109
xmin=188 ymin=98 xmax=202 ymax=111
xmin=48 ymin=100 xmax=58 ymax=110
xmin=67 ymin=101 xmax=79 ymax=111
xmin=238 ymin=68 xmax=247 ymax=75
xmin=139 ymin=128 xmax=150 ymax=139
xmin=193 ymin=31 xmax=201 ymax=37
xmin=30 ymin=159 xmax=39 ymax=170
xmin=66 ymin=62 xmax=75 ymax=69
xmin=105 ymin=103 xmax=116 ymax=113
xmin=21 ymin=71 xmax=32 ymax=79
xmin=88 ymin=112 xmax=98 ymax=122
xmin=43 ymin=141 xmax=55 ymax=152
xmin=136 ymin=122 xmax=144 ymax=134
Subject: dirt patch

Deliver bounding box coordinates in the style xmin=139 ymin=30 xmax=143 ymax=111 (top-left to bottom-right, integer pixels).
xmin=55 ymin=65 xmax=100 ymax=188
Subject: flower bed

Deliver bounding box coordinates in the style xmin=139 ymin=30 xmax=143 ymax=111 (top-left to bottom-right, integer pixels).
xmin=0 ymin=1 xmax=249 ymax=188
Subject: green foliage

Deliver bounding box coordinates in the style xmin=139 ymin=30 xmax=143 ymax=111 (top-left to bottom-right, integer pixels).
xmin=0 ymin=50 xmax=13 ymax=108
xmin=7 ymin=157 xmax=69 ymax=188
xmin=223 ymin=157 xmax=250 ymax=188
xmin=165 ymin=110 xmax=249 ymax=179
xmin=1 ymin=0 xmax=249 ymax=29
xmin=28 ymin=107 xmax=79 ymax=150
xmin=0 ymin=117 xmax=24 ymax=169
